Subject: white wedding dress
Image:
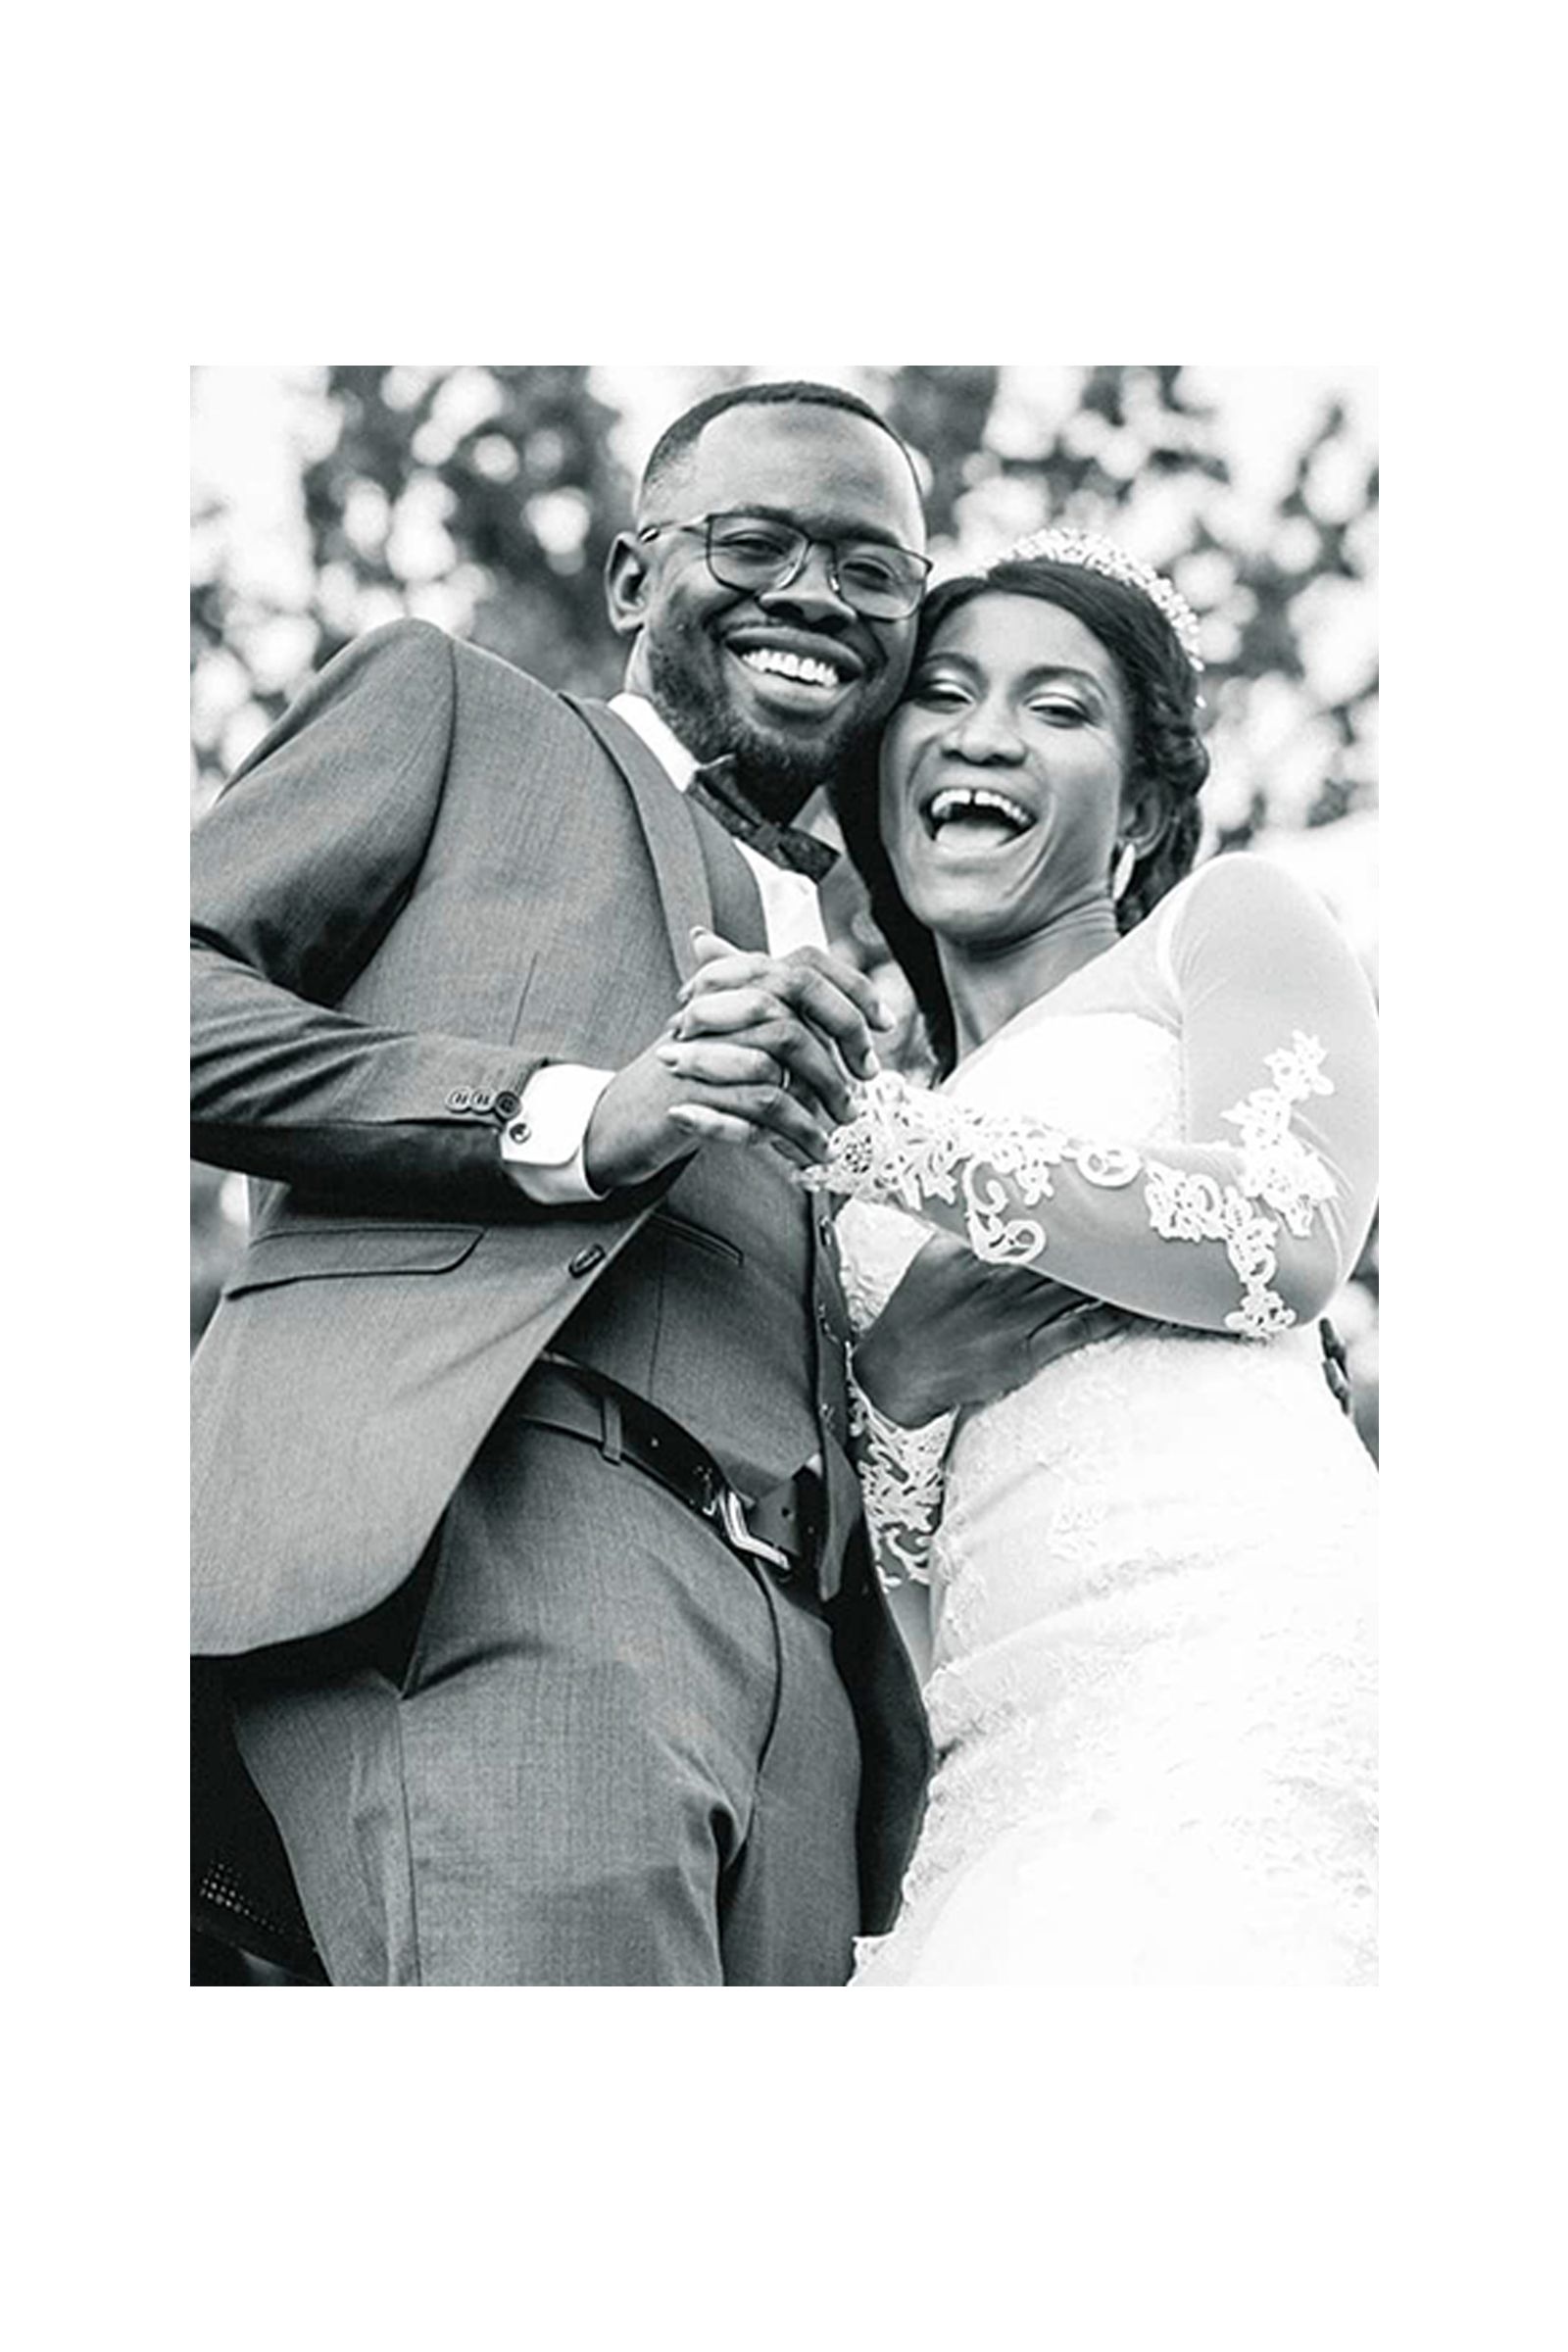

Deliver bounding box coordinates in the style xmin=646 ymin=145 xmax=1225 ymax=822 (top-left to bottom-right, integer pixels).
xmin=821 ymin=855 xmax=1379 ymax=1985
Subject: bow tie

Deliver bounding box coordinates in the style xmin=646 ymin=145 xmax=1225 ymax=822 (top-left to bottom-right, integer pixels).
xmin=686 ymin=759 xmax=838 ymax=883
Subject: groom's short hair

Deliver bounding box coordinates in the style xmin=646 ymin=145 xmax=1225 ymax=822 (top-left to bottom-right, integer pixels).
xmin=638 ymin=380 xmax=922 ymax=516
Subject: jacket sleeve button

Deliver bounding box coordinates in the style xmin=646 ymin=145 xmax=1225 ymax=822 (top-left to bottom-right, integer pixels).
xmin=567 ymin=1245 xmax=606 ymax=1278
xmin=494 ymin=1090 xmax=520 ymax=1118
xmin=469 ymin=1088 xmax=496 ymax=1115
xmin=447 ymin=1087 xmax=472 ymax=1111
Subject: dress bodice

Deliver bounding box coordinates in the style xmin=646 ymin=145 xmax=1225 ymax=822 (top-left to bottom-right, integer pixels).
xmin=830 ymin=857 xmax=1377 ymax=1592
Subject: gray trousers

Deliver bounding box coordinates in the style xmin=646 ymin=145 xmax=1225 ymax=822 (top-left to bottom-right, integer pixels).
xmin=229 ymin=1403 xmax=862 ymax=1984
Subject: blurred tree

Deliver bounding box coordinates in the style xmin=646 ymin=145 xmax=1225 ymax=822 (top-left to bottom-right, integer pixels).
xmin=877 ymin=366 xmax=1002 ymax=539
xmin=301 ymin=365 xmax=632 ymax=688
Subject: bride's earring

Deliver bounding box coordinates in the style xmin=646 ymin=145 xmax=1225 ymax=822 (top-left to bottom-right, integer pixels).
xmin=1111 ymin=838 xmax=1139 ymax=902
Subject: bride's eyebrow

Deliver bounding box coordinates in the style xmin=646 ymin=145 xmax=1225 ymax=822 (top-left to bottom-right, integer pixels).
xmin=1020 ymin=664 xmax=1103 ymax=694
xmin=912 ymin=650 xmax=980 ymax=676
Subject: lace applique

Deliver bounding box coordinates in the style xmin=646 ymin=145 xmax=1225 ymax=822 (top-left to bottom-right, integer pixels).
xmin=802 ymin=1071 xmax=1139 ymax=1265
xmin=846 ymin=1372 xmax=951 ymax=1590
xmin=803 ymin=1040 xmax=1338 ymax=1344
xmin=1145 ymin=1031 xmax=1339 ymax=1339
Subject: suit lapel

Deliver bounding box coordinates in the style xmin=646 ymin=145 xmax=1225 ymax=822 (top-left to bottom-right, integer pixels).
xmin=565 ymin=697 xmax=712 ymax=983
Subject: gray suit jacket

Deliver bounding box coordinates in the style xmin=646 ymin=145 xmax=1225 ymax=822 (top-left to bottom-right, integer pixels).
xmin=193 ymin=618 xmax=763 ymax=1649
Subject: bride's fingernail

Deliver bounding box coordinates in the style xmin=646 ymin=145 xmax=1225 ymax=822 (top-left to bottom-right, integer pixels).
xmin=655 ymin=1043 xmax=683 ymax=1067
xmin=860 ymin=1049 xmax=880 ymax=1077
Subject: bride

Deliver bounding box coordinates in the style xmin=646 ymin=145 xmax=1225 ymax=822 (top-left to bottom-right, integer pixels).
xmin=672 ymin=530 xmax=1378 ymax=1985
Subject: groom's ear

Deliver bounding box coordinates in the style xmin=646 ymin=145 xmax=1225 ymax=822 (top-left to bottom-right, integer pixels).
xmin=605 ymin=530 xmax=653 ymax=641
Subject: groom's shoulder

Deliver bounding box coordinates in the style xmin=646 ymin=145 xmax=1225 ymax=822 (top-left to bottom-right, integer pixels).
xmin=346 ymin=615 xmax=555 ymax=698
xmin=286 ymin=621 xmax=588 ymax=773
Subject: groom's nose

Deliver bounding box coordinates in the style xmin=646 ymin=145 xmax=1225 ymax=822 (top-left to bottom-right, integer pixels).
xmin=755 ymin=543 xmax=856 ymax=628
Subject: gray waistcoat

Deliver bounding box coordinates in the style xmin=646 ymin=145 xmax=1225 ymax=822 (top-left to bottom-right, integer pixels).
xmin=554 ymin=792 xmax=852 ymax=1500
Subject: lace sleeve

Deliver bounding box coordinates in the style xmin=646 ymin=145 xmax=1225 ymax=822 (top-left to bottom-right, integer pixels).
xmin=805 ymin=858 xmax=1378 ymax=1341
xmin=846 ymin=1370 xmax=952 ymax=1590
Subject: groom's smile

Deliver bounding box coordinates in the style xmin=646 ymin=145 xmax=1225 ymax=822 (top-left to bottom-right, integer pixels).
xmin=726 ymin=623 xmax=863 ymax=716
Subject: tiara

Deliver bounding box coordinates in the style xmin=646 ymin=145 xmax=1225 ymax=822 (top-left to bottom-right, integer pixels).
xmin=987 ymin=526 xmax=1205 ymax=675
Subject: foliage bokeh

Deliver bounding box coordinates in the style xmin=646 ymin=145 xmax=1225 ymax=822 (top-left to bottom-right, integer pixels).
xmin=191 ymin=365 xmax=1378 ymax=1451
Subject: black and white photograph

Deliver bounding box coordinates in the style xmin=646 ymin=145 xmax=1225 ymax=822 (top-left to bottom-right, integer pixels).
xmin=190 ymin=363 xmax=1379 ymax=1990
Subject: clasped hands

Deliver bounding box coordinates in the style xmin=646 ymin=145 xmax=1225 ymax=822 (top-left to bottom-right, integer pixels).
xmin=584 ymin=926 xmax=882 ymax=1190
xmin=583 ymin=927 xmax=1135 ymax=1422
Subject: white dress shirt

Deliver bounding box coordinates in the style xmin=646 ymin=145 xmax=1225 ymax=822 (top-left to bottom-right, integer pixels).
xmin=501 ymin=692 xmax=829 ymax=1202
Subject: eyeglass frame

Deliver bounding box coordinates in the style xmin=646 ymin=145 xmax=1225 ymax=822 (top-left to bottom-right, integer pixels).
xmin=635 ymin=509 xmax=932 ymax=621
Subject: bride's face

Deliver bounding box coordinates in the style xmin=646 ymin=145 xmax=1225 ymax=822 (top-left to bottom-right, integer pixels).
xmin=878 ymin=591 xmax=1136 ymax=946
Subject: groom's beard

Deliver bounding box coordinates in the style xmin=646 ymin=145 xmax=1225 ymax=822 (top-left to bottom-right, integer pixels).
xmin=646 ymin=620 xmax=883 ymax=825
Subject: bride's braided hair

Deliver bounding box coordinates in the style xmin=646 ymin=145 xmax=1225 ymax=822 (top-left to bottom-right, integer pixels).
xmin=835 ymin=555 xmax=1210 ymax=1076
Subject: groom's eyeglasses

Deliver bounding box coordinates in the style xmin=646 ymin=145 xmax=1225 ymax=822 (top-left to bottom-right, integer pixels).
xmin=637 ymin=511 xmax=931 ymax=622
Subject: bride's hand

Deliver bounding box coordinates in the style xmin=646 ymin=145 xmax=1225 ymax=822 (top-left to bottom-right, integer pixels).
xmin=853 ymin=1235 xmax=1134 ymax=1427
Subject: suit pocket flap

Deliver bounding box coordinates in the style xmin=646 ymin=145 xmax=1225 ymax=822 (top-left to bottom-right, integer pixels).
xmin=223 ymin=1224 xmax=484 ymax=1296
xmin=651 ymin=1208 xmax=744 ymax=1266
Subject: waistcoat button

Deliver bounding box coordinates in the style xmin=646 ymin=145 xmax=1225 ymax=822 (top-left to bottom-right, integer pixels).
xmin=568 ymin=1245 xmax=606 ymax=1278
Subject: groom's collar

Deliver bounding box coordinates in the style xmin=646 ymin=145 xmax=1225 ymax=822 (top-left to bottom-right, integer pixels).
xmin=608 ymin=693 xmax=697 ymax=792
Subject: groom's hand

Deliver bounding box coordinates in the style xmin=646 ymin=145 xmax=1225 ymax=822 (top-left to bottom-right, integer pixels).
xmin=583 ymin=1024 xmax=844 ymax=1192
xmin=1319 ymin=1316 xmax=1354 ymax=1417
xmin=853 ymin=1235 xmax=1135 ymax=1427
xmin=583 ymin=933 xmax=892 ymax=1191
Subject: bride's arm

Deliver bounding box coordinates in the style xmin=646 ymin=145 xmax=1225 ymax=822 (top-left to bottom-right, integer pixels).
xmin=806 ymin=858 xmax=1378 ymax=1341
xmin=845 ymin=1371 xmax=950 ymax=1591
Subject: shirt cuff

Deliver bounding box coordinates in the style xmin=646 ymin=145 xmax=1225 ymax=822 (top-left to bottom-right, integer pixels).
xmin=498 ymin=1064 xmax=615 ymax=1202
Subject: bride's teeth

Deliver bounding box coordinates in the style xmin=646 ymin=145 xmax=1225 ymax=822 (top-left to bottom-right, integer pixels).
xmin=928 ymin=786 xmax=1031 ymax=834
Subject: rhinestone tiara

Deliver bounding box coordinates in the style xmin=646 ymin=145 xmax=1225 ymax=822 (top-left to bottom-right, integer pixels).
xmin=987 ymin=526 xmax=1204 ymax=675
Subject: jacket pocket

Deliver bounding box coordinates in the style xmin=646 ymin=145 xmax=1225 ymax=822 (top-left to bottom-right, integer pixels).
xmin=223 ymin=1224 xmax=484 ymax=1297
xmin=650 ymin=1209 xmax=744 ymax=1267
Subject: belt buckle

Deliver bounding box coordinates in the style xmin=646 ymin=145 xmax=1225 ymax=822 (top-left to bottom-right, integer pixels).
xmin=714 ymin=1484 xmax=793 ymax=1575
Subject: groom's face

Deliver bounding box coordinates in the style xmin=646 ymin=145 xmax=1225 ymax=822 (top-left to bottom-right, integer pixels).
xmin=612 ymin=405 xmax=926 ymax=819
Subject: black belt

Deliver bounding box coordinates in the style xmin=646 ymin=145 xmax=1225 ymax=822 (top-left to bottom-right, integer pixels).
xmin=514 ymin=1356 xmax=825 ymax=1590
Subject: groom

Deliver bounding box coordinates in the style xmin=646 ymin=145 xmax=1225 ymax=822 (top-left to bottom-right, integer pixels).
xmin=193 ymin=380 xmax=948 ymax=1984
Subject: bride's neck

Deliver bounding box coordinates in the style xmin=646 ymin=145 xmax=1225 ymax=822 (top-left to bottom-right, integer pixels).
xmin=940 ymin=895 xmax=1120 ymax=1061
